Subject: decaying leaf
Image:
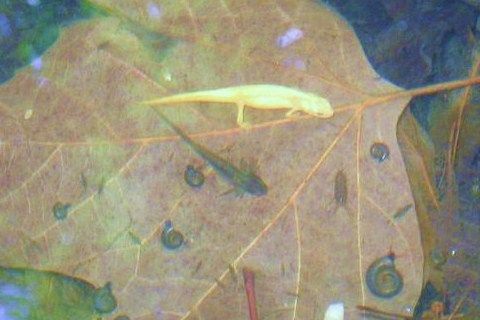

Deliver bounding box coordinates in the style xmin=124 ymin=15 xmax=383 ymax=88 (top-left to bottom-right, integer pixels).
xmin=1 ymin=1 xmax=479 ymax=319
xmin=399 ymin=54 xmax=480 ymax=317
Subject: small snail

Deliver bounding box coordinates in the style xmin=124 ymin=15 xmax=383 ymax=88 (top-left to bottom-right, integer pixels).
xmin=161 ymin=220 xmax=184 ymax=250
xmin=370 ymin=142 xmax=390 ymax=163
xmin=184 ymin=165 xmax=205 ymax=188
xmin=366 ymin=253 xmax=403 ymax=298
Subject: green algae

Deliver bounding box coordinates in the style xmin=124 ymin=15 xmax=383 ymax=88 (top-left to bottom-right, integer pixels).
xmin=0 ymin=266 xmax=117 ymax=319
xmin=0 ymin=0 xmax=103 ymax=84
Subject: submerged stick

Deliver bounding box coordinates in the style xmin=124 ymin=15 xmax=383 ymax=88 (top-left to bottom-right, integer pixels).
xmin=243 ymin=268 xmax=259 ymax=320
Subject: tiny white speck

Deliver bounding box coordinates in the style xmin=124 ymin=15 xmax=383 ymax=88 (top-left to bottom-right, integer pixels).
xmin=283 ymin=57 xmax=306 ymax=71
xmin=451 ymin=249 xmax=457 ymax=256
xmin=24 ymin=109 xmax=33 ymax=120
xmin=36 ymin=76 xmax=48 ymax=87
xmin=27 ymin=0 xmax=40 ymax=6
xmin=324 ymin=302 xmax=344 ymax=320
xmin=31 ymin=56 xmax=42 ymax=71
xmin=147 ymin=2 xmax=163 ymax=19
xmin=277 ymin=27 xmax=304 ymax=48
xmin=406 ymin=306 xmax=413 ymax=313
xmin=162 ymin=70 xmax=172 ymax=81
xmin=293 ymin=58 xmax=306 ymax=70
xmin=61 ymin=231 xmax=74 ymax=245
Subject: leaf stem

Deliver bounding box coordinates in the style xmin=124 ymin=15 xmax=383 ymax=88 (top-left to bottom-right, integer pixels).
xmin=362 ymin=76 xmax=480 ymax=110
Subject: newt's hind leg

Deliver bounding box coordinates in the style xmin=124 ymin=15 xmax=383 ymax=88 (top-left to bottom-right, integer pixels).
xmin=285 ymin=108 xmax=300 ymax=118
xmin=236 ymin=103 xmax=251 ymax=128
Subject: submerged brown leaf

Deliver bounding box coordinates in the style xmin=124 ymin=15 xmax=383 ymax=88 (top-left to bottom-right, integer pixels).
xmin=1 ymin=1 xmax=479 ymax=319
xmin=399 ymin=51 xmax=480 ymax=317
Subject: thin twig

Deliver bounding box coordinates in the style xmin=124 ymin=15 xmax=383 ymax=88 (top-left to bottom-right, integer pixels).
xmin=357 ymin=305 xmax=413 ymax=319
xmin=243 ymin=268 xmax=259 ymax=320
xmin=357 ymin=305 xmax=465 ymax=319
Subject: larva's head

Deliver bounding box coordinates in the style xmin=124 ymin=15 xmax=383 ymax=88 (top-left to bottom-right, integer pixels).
xmin=304 ymin=94 xmax=334 ymax=118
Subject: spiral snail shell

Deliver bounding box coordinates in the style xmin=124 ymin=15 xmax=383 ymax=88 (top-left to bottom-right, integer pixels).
xmin=184 ymin=165 xmax=205 ymax=188
xmin=161 ymin=220 xmax=184 ymax=250
xmin=366 ymin=253 xmax=403 ymax=298
xmin=370 ymin=142 xmax=390 ymax=163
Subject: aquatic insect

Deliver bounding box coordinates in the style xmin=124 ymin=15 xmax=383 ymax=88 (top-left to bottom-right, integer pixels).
xmin=393 ymin=204 xmax=413 ymax=220
xmin=142 ymin=84 xmax=333 ymax=128
xmin=53 ymin=202 xmax=71 ymax=220
xmin=365 ymin=253 xmax=403 ymax=298
xmin=184 ymin=165 xmax=205 ymax=188
xmin=0 ymin=266 xmax=117 ymax=319
xmin=154 ymin=110 xmax=268 ymax=196
xmin=370 ymin=142 xmax=390 ymax=163
xmin=334 ymin=170 xmax=348 ymax=206
xmin=161 ymin=220 xmax=184 ymax=250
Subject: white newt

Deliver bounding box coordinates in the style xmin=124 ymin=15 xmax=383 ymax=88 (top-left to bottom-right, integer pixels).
xmin=141 ymin=84 xmax=333 ymax=127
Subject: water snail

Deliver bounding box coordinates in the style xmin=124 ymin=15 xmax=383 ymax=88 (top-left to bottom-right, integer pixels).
xmin=366 ymin=253 xmax=403 ymax=298
xmin=161 ymin=220 xmax=184 ymax=250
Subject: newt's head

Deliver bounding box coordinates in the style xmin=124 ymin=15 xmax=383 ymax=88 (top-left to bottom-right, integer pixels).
xmin=304 ymin=94 xmax=334 ymax=118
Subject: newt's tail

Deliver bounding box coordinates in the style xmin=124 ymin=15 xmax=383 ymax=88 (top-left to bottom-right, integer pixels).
xmin=141 ymin=88 xmax=234 ymax=106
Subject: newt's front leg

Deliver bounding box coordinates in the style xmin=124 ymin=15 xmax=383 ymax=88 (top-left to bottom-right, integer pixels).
xmin=236 ymin=103 xmax=251 ymax=128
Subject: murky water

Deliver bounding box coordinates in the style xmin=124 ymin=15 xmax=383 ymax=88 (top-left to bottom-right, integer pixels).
xmin=0 ymin=1 xmax=478 ymax=319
